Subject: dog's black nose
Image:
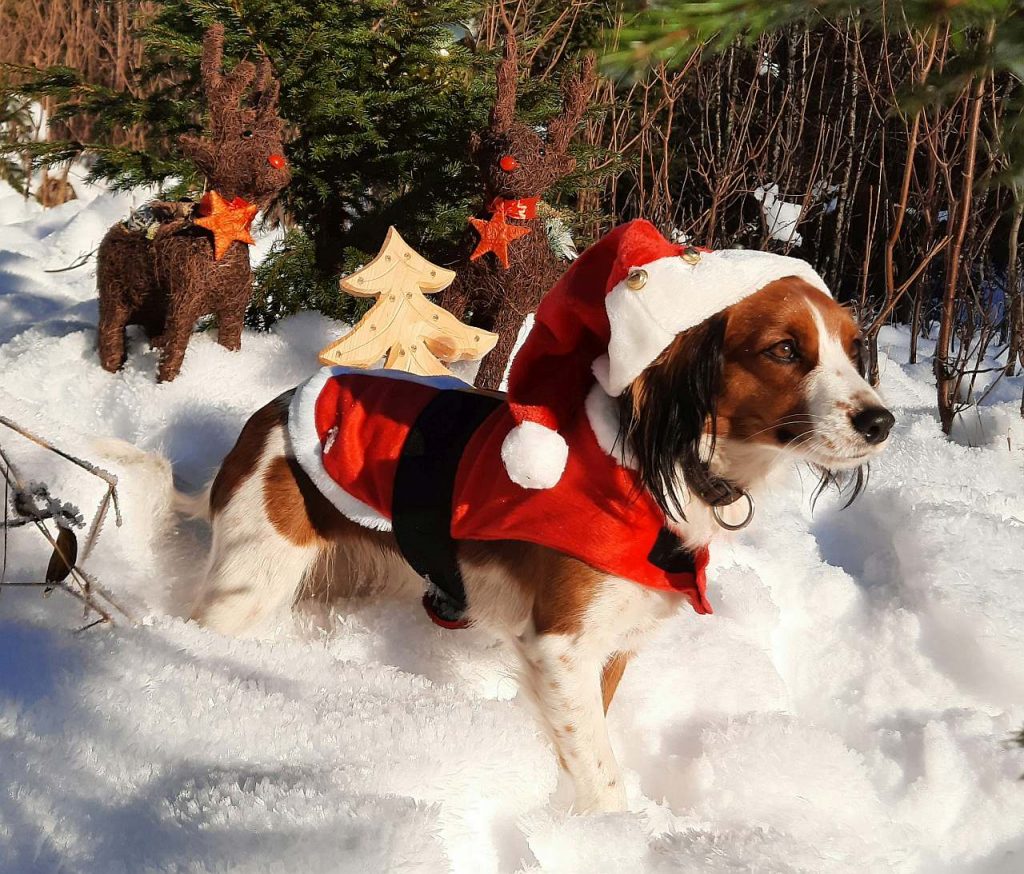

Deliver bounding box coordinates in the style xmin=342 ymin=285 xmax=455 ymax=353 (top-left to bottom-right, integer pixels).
xmin=851 ymin=406 xmax=895 ymax=444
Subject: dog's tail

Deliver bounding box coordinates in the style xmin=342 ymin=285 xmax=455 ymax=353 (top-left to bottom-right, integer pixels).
xmin=90 ymin=438 xmax=211 ymax=521
xmin=171 ymin=484 xmax=212 ymax=521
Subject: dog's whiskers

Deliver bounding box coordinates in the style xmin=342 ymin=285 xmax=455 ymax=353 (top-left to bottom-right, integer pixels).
xmin=739 ymin=417 xmax=827 ymax=442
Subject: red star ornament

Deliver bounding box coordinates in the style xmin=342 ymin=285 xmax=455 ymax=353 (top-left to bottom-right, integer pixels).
xmin=469 ymin=209 xmax=531 ymax=270
xmin=194 ymin=190 xmax=259 ymax=260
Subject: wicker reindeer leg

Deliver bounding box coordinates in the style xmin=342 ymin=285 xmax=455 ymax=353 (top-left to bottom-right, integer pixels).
xmin=216 ymin=297 xmax=246 ymax=351
xmin=96 ymin=226 xmax=159 ymax=372
xmin=157 ymin=289 xmax=206 ymax=383
xmin=97 ymin=296 xmax=128 ymax=373
xmin=474 ymin=301 xmax=526 ymax=389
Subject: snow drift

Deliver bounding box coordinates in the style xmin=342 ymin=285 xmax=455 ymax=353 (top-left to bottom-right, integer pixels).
xmin=1 ymin=172 xmax=1023 ymax=873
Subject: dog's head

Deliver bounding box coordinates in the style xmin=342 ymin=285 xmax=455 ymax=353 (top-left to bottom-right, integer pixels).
xmin=619 ymin=276 xmax=894 ymax=520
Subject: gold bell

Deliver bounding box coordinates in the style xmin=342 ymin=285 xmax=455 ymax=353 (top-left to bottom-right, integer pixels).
xmin=681 ymin=246 xmax=702 ymax=265
xmin=626 ymin=268 xmax=648 ymax=290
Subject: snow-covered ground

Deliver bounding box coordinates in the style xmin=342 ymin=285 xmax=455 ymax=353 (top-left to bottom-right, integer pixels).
xmin=1 ymin=173 xmax=1023 ymax=873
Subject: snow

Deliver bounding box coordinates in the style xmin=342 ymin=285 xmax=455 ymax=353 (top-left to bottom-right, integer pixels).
xmin=754 ymin=183 xmax=804 ymax=246
xmin=757 ymin=54 xmax=781 ymax=79
xmin=2 ymin=174 xmax=1024 ymax=873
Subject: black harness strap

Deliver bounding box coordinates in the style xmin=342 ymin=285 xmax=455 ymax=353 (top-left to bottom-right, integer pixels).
xmin=392 ymin=388 xmax=504 ymax=627
xmin=647 ymin=527 xmax=697 ymax=575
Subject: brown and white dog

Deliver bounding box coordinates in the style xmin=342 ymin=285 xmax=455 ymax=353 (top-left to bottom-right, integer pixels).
xmin=184 ymin=274 xmax=893 ymax=814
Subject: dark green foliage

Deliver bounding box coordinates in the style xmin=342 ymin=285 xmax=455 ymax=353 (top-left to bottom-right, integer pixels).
xmin=610 ymin=0 xmax=1015 ymax=64
xmin=247 ymin=228 xmax=372 ymax=329
xmin=0 ymin=59 xmax=202 ymax=193
xmin=216 ymin=0 xmax=492 ymax=274
xmin=2 ymin=0 xmax=613 ymax=327
xmin=0 ymin=95 xmax=31 ymax=194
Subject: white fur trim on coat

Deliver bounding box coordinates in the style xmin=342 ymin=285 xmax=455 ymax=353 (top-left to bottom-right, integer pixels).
xmin=501 ymin=421 xmax=569 ymax=489
xmin=583 ymin=383 xmax=636 ymax=469
xmin=287 ymin=366 xmax=470 ymax=531
xmin=597 ymin=249 xmax=831 ymax=396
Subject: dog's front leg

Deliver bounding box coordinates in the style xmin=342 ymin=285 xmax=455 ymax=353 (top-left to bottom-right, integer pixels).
xmin=521 ymin=631 xmax=628 ymax=813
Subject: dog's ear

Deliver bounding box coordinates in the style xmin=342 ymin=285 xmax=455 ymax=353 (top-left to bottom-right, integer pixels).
xmin=619 ymin=314 xmax=727 ymax=520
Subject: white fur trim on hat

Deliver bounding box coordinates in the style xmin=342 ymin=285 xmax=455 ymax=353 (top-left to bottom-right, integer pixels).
xmin=288 ymin=365 xmax=470 ymax=531
xmin=501 ymin=421 xmax=568 ymax=489
xmin=597 ymin=249 xmax=831 ymax=396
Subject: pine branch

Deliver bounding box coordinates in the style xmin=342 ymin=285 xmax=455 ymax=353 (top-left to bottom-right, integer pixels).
xmin=5 ymin=0 xmax=615 ymax=321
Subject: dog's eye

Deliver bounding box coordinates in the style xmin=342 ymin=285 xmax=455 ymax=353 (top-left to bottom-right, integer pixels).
xmin=766 ymin=340 xmax=798 ymax=362
xmin=242 ymin=130 xmax=254 ymax=139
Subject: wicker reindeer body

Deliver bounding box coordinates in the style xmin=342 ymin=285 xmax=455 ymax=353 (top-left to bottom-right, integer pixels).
xmin=445 ymin=219 xmax=564 ymax=389
xmin=441 ymin=33 xmax=594 ymax=390
xmin=96 ymin=25 xmax=290 ymax=382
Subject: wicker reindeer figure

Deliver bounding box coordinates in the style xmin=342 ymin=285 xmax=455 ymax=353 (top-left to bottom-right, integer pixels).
xmin=440 ymin=31 xmax=595 ymax=390
xmin=96 ymin=24 xmax=290 ymax=382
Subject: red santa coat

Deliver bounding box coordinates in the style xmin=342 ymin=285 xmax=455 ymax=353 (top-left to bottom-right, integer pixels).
xmin=289 ymin=366 xmax=712 ymax=617
xmin=285 ymin=220 xmax=833 ymax=624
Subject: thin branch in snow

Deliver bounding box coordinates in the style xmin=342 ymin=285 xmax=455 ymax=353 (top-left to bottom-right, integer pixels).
xmin=0 ymin=416 xmax=133 ymax=626
xmin=43 ymin=247 xmax=97 ymax=273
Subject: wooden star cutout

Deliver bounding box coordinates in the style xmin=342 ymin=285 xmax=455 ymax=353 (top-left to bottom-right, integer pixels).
xmin=193 ymin=190 xmax=259 ymax=260
xmin=469 ymin=209 xmax=531 ymax=270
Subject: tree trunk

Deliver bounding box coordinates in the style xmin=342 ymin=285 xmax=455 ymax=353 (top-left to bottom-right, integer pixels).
xmin=909 ymin=287 xmax=924 ymax=365
xmin=935 ymin=43 xmax=989 ymax=435
xmin=866 ymin=333 xmax=880 ymax=386
xmin=1004 ymin=200 xmax=1022 ymax=376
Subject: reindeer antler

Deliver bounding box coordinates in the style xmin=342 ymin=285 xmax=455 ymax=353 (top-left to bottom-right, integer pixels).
xmin=254 ymin=55 xmax=281 ymax=124
xmin=180 ymin=24 xmax=267 ymax=168
xmin=176 ymin=24 xmax=288 ymax=204
xmin=547 ymin=53 xmax=596 ymax=154
xmin=199 ymin=24 xmax=258 ymax=130
xmin=490 ymin=5 xmax=519 ymax=132
xmin=200 ymin=23 xmax=226 ymax=93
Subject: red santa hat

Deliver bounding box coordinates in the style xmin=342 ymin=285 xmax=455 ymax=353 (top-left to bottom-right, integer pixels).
xmin=500 ymin=219 xmax=831 ymax=489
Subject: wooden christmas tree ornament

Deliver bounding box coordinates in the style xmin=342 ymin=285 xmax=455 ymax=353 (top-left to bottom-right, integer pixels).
xmin=318 ymin=227 xmax=498 ymax=377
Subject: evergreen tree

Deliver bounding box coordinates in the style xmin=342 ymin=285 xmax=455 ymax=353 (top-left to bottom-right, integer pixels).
xmin=2 ymin=0 xmax=614 ymax=327
xmin=0 ymin=95 xmax=31 ymax=195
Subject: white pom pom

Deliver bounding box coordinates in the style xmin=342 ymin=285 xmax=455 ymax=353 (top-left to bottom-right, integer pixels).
xmin=501 ymin=422 xmax=568 ymax=489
